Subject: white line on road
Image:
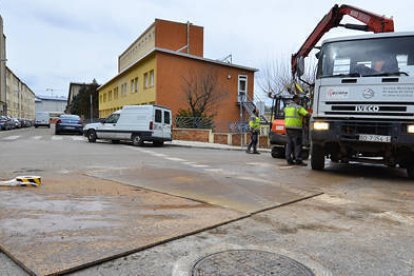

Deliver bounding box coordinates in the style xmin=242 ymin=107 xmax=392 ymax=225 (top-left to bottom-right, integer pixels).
xmin=2 ymin=135 xmax=20 ymax=140
xmin=51 ymin=136 xmax=63 ymax=140
xmin=165 ymin=157 xmax=187 ymax=162
xmin=32 ymin=136 xmax=42 ymax=140
xmin=71 ymin=136 xmax=85 ymax=141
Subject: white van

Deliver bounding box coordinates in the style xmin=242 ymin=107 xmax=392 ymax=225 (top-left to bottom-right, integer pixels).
xmin=34 ymin=112 xmax=50 ymax=128
xmin=83 ymin=105 xmax=172 ymax=146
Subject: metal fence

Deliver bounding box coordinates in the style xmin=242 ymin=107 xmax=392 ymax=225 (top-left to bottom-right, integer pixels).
xmin=175 ymin=117 xmax=214 ymax=129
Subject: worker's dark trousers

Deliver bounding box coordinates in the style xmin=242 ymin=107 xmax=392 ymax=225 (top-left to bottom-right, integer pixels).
xmin=285 ymin=128 xmax=303 ymax=162
xmin=247 ymin=131 xmax=259 ymax=152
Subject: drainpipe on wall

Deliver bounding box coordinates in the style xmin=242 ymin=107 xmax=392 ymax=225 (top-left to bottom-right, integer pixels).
xmin=186 ymin=21 xmax=190 ymax=54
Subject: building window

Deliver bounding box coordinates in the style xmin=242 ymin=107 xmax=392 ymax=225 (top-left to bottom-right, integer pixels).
xmin=149 ymin=70 xmax=154 ymax=87
xmin=130 ymin=77 xmax=139 ymax=93
xmin=114 ymin=86 xmax=119 ymax=98
xmin=144 ymin=72 xmax=149 ymax=89
xmin=99 ymin=95 xmax=102 ymax=104
xmin=144 ymin=70 xmax=154 ymax=89
xmin=134 ymin=77 xmax=139 ymax=93
xmin=121 ymin=83 xmax=127 ymax=97
xmin=238 ymin=75 xmax=248 ymax=102
xmin=108 ymin=91 xmax=112 ymax=101
xmin=103 ymin=93 xmax=107 ymax=102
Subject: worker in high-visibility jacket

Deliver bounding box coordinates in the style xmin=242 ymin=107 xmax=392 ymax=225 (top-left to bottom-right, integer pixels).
xmin=246 ymin=109 xmax=261 ymax=154
xmin=284 ymin=95 xmax=311 ymax=165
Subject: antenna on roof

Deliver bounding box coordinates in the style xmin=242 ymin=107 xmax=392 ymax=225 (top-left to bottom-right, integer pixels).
xmin=217 ymin=54 xmax=232 ymax=64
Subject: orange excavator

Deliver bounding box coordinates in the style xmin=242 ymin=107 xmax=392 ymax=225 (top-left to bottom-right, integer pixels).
xmin=269 ymin=4 xmax=394 ymax=159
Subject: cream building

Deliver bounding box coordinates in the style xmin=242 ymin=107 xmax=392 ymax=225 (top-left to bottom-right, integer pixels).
xmin=0 ymin=15 xmax=6 ymax=115
xmin=6 ymin=67 xmax=35 ymax=119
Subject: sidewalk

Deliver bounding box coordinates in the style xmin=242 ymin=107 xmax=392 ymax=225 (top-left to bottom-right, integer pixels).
xmin=168 ymin=140 xmax=271 ymax=152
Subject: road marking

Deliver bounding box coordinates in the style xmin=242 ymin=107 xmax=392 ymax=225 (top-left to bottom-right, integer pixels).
xmin=51 ymin=136 xmax=63 ymax=140
xmin=2 ymin=135 xmax=20 ymax=140
xmin=71 ymin=136 xmax=85 ymax=141
xmin=187 ymin=163 xmax=210 ymax=168
xmin=204 ymin=168 xmax=224 ymax=173
xmin=165 ymin=157 xmax=186 ymax=162
xmin=32 ymin=136 xmax=42 ymax=140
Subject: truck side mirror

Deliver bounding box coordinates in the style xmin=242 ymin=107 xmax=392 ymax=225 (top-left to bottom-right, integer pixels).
xmin=99 ymin=118 xmax=106 ymax=123
xmin=297 ymin=57 xmax=305 ymax=77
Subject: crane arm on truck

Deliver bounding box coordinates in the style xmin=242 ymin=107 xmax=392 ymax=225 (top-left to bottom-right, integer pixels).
xmin=291 ymin=4 xmax=394 ymax=78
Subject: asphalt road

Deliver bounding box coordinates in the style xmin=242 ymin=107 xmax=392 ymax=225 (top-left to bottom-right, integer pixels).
xmin=0 ymin=126 xmax=413 ymax=275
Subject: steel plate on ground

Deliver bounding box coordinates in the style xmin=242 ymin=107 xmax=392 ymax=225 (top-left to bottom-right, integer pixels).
xmin=0 ymin=174 xmax=241 ymax=275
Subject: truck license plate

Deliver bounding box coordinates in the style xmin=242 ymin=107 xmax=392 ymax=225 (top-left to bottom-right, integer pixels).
xmin=359 ymin=134 xmax=391 ymax=143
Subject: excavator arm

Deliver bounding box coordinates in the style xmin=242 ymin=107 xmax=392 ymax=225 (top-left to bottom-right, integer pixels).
xmin=291 ymin=4 xmax=394 ymax=77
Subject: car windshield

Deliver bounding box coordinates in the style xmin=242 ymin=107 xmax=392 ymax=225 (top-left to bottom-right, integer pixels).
xmin=317 ymin=36 xmax=414 ymax=78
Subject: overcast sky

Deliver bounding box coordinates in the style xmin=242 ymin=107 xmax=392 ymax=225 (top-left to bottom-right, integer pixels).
xmin=1 ymin=0 xmax=414 ymax=99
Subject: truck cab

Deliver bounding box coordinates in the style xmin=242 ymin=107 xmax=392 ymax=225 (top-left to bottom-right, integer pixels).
xmin=311 ymin=32 xmax=414 ymax=177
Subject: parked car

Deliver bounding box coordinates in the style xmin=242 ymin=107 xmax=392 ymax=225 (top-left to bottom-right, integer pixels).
xmin=83 ymin=105 xmax=172 ymax=146
xmin=12 ymin=118 xmax=21 ymax=128
xmin=34 ymin=112 xmax=50 ymax=128
xmin=0 ymin=116 xmax=15 ymax=130
xmin=55 ymin=114 xmax=83 ymax=135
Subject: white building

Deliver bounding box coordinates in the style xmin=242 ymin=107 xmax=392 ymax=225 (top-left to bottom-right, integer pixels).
xmin=35 ymin=95 xmax=67 ymax=117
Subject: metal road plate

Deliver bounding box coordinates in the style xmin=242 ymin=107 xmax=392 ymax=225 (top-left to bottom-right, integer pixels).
xmin=359 ymin=134 xmax=391 ymax=143
xmin=0 ymin=175 xmax=241 ymax=275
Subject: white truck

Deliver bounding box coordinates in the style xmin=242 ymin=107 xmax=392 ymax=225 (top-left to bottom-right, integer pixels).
xmin=292 ymin=5 xmax=414 ymax=178
xmin=83 ymin=105 xmax=172 ymax=146
xmin=310 ymin=31 xmax=414 ymax=178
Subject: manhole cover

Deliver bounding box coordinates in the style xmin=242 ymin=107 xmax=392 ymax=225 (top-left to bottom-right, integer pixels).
xmin=192 ymin=249 xmax=314 ymax=276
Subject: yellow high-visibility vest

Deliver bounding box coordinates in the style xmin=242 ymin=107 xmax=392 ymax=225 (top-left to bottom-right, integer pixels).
xmin=249 ymin=116 xmax=260 ymax=130
xmin=284 ymin=103 xmax=308 ymax=129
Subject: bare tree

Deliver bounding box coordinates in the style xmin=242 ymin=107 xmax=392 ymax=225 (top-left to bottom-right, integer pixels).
xmin=258 ymin=57 xmax=317 ymax=99
xmin=179 ymin=67 xmax=227 ymax=118
xmin=257 ymin=59 xmax=292 ymax=98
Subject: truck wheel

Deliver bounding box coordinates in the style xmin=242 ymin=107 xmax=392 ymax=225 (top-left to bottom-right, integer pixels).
xmin=87 ymin=130 xmax=97 ymax=143
xmin=132 ymin=134 xmax=143 ymax=146
xmin=111 ymin=140 xmax=120 ymax=144
xmin=311 ymin=144 xmax=325 ymax=170
xmin=407 ymin=164 xmax=414 ymax=179
xmin=271 ymin=147 xmax=285 ymax=158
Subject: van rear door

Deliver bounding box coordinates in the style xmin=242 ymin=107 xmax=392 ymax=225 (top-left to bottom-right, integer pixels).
xmin=153 ymin=108 xmax=163 ymax=138
xmin=163 ymin=110 xmax=172 ymax=139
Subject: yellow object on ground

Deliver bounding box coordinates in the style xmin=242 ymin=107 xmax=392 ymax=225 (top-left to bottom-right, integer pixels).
xmin=0 ymin=176 xmax=41 ymax=187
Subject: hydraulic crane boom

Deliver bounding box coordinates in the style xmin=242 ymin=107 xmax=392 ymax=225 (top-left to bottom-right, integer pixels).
xmin=291 ymin=4 xmax=394 ymax=78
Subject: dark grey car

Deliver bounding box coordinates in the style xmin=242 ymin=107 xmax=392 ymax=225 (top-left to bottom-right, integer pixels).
xmin=55 ymin=114 xmax=83 ymax=135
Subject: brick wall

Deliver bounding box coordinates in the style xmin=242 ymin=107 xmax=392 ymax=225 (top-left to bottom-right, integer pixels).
xmin=173 ymin=128 xmax=211 ymax=142
xmin=173 ymin=128 xmax=270 ymax=148
xmin=214 ymin=133 xmax=228 ymax=145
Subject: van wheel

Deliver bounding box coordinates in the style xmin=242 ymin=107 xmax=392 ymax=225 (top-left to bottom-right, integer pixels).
xmin=132 ymin=134 xmax=143 ymax=146
xmin=311 ymin=144 xmax=325 ymax=170
xmin=153 ymin=141 xmax=164 ymax=147
xmin=87 ymin=130 xmax=97 ymax=143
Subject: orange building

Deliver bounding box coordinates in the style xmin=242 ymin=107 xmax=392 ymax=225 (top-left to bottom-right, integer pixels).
xmin=98 ymin=19 xmax=257 ymax=132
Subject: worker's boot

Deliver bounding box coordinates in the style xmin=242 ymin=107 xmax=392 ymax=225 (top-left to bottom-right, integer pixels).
xmin=295 ymin=160 xmax=307 ymax=166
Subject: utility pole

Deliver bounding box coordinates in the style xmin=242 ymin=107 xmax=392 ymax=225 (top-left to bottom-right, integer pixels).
xmin=89 ymin=94 xmax=93 ymax=122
